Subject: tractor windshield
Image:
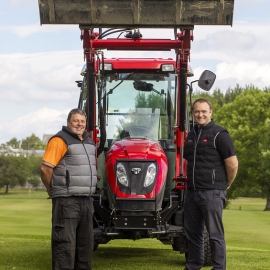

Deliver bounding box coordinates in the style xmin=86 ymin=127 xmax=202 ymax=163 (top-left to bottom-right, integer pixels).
xmin=101 ymin=72 xmax=176 ymax=147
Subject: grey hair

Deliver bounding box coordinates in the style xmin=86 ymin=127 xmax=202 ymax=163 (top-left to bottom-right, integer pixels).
xmin=67 ymin=108 xmax=87 ymax=121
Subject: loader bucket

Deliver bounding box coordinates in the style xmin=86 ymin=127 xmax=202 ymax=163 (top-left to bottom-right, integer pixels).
xmin=38 ymin=0 xmax=234 ymax=27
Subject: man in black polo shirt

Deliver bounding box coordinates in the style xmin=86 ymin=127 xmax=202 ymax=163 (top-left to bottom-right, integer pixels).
xmin=183 ymin=98 xmax=238 ymax=270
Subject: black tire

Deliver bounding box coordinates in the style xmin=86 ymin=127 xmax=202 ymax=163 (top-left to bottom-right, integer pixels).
xmin=93 ymin=213 xmax=100 ymax=252
xmin=203 ymin=227 xmax=212 ymax=266
xmin=93 ymin=240 xmax=99 ymax=251
xmin=172 ymin=243 xmax=178 ymax=251
xmin=183 ymin=227 xmax=212 ymax=266
xmin=171 ymin=235 xmax=187 ymax=253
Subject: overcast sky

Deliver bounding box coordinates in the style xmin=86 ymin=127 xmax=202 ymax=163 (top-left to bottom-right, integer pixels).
xmin=0 ymin=0 xmax=269 ymax=144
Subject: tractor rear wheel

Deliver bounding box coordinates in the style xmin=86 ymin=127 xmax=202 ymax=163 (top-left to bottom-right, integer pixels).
xmin=203 ymin=227 xmax=212 ymax=266
xmin=182 ymin=227 xmax=212 ymax=266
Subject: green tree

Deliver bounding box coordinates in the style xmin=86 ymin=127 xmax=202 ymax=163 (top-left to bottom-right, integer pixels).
xmin=215 ymin=88 xmax=270 ymax=208
xmin=135 ymin=92 xmax=165 ymax=114
xmin=6 ymin=137 xmax=21 ymax=149
xmin=116 ymin=92 xmax=166 ymax=138
xmin=260 ymin=149 xmax=270 ymax=211
xmin=21 ymin=134 xmax=46 ymax=150
xmin=28 ymin=175 xmax=41 ymax=189
xmin=258 ymin=118 xmax=270 ymax=211
xmin=0 ymin=155 xmax=29 ymax=193
xmin=135 ymin=92 xmax=148 ymax=108
xmin=28 ymin=155 xmax=43 ymax=175
xmin=223 ymin=84 xmax=245 ymax=104
xmin=0 ymin=143 xmax=7 ymax=152
xmin=26 ymin=155 xmax=43 ymax=189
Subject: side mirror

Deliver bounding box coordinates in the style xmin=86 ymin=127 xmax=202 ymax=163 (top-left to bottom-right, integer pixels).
xmin=75 ymin=80 xmax=83 ymax=88
xmin=198 ymin=70 xmax=216 ymax=91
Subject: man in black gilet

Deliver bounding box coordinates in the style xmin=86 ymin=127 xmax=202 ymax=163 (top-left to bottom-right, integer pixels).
xmin=184 ymin=99 xmax=238 ymax=270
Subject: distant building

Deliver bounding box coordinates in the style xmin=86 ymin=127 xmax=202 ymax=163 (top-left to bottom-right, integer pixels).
xmin=0 ymin=134 xmax=54 ymax=156
xmin=0 ymin=145 xmax=45 ymax=156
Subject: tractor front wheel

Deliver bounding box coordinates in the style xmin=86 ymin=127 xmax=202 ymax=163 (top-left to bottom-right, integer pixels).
xmin=93 ymin=240 xmax=99 ymax=251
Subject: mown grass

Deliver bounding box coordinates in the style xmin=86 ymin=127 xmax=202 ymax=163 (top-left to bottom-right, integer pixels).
xmin=223 ymin=198 xmax=270 ymax=270
xmin=0 ymin=190 xmax=269 ymax=270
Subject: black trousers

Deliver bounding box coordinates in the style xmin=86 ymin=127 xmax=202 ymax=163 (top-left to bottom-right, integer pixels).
xmin=184 ymin=189 xmax=227 ymax=270
xmin=51 ymin=196 xmax=94 ymax=270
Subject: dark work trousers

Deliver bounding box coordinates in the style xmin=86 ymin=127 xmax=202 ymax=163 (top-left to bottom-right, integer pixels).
xmin=51 ymin=196 xmax=94 ymax=270
xmin=184 ymin=189 xmax=227 ymax=270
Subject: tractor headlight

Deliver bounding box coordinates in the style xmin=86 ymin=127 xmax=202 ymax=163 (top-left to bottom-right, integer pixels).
xmin=116 ymin=163 xmax=128 ymax=187
xmin=144 ymin=163 xmax=156 ymax=187
xmin=102 ymin=63 xmax=113 ymax=70
xmin=161 ymin=64 xmax=174 ymax=72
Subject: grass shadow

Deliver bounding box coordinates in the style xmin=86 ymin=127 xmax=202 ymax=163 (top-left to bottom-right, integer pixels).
xmin=93 ymin=245 xmax=186 ymax=269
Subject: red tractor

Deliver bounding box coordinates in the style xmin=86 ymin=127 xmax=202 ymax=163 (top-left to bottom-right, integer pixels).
xmin=38 ymin=0 xmax=234 ymax=264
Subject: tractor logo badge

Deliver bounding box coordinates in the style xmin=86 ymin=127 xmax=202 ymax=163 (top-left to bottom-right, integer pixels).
xmin=131 ymin=168 xmax=141 ymax=175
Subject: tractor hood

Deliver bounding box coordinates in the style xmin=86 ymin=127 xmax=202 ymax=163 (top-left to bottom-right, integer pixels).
xmin=107 ymin=138 xmax=166 ymax=160
xmin=105 ymin=138 xmax=168 ymax=199
xmin=38 ymin=0 xmax=234 ymax=27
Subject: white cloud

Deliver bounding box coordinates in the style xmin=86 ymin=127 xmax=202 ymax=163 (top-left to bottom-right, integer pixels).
xmin=194 ymin=29 xmax=259 ymax=55
xmin=216 ymin=61 xmax=270 ymax=89
xmin=0 ymin=107 xmax=69 ymax=143
xmin=188 ymin=18 xmax=270 ymax=91
xmin=192 ymin=60 xmax=270 ymax=92
xmin=0 ymin=51 xmax=83 ymax=103
xmin=0 ymin=24 xmax=79 ymax=38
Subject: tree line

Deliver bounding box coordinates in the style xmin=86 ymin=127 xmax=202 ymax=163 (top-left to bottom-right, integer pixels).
xmin=1 ymin=133 xmax=46 ymax=150
xmin=0 ymin=85 xmax=270 ymax=210
xmin=0 ymin=154 xmax=42 ymax=194
xmin=0 ymin=134 xmax=45 ymax=194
